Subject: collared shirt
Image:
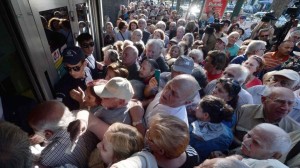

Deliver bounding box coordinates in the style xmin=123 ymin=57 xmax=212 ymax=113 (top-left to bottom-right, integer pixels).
xmin=145 ymin=92 xmax=189 ymax=127
xmin=263 ymin=51 xmax=290 ymax=70
xmin=39 ymin=129 xmax=97 ymax=167
xmin=236 ymin=104 xmax=300 ymax=135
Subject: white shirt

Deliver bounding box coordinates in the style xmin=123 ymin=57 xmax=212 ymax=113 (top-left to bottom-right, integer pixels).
xmin=145 ymin=92 xmax=189 ymax=127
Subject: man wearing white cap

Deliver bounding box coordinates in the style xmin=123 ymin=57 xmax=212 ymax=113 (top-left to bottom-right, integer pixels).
xmin=68 ymin=77 xmax=145 ymax=140
xmin=248 ymin=69 xmax=300 ymax=124
xmin=214 ymin=37 xmax=228 ymax=51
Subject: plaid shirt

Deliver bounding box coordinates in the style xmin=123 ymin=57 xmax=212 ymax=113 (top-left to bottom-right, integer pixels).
xmin=39 ymin=129 xmax=97 ymax=167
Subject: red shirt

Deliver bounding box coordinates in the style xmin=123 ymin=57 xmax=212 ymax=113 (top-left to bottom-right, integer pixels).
xmin=245 ymin=77 xmax=262 ymax=89
xmin=206 ymin=71 xmax=223 ymax=82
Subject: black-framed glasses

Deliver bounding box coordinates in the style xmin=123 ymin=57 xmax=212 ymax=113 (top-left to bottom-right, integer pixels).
xmin=64 ymin=64 xmax=82 ymax=72
xmin=82 ymin=42 xmax=95 ymax=48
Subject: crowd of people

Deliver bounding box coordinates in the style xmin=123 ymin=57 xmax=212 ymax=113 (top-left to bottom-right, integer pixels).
xmin=1 ymin=0 xmax=300 ymax=168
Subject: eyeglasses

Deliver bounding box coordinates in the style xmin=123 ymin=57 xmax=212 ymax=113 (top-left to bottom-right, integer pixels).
xmin=267 ymin=97 xmax=295 ymax=106
xmin=64 ymin=64 xmax=83 ymax=72
xmin=82 ymin=42 xmax=95 ymax=48
xmin=260 ymin=35 xmax=269 ymax=38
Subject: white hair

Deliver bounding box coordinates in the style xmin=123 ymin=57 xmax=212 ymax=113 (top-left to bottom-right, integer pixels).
xmin=225 ymin=64 xmax=249 ymax=85
xmin=156 ymin=21 xmax=166 ymax=31
xmin=245 ymin=40 xmax=267 ymax=55
xmin=255 ymin=123 xmax=292 ymax=154
xmin=188 ymin=49 xmax=204 ymax=63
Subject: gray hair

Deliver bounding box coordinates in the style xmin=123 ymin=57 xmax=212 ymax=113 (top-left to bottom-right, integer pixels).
xmin=188 ymin=49 xmax=204 ymax=63
xmin=183 ymin=33 xmax=194 ymax=48
xmin=146 ymin=39 xmax=164 ymax=52
xmin=132 ymin=29 xmax=142 ymax=36
xmin=156 ymin=21 xmax=166 ymax=31
xmin=124 ymin=45 xmax=139 ymax=57
xmin=225 ymin=64 xmax=249 ymax=85
xmin=177 ymin=19 xmax=186 ymax=27
xmin=245 ymin=40 xmax=267 ymax=55
xmin=228 ymin=31 xmax=240 ymax=38
xmin=255 ymin=123 xmax=292 ymax=154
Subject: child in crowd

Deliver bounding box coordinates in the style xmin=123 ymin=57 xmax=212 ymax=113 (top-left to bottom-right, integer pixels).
xmin=189 ymin=95 xmax=234 ymax=162
xmin=89 ymin=122 xmax=144 ymax=168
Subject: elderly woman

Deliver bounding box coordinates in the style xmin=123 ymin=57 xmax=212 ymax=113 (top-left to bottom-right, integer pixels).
xmin=182 ymin=33 xmax=195 ymax=49
xmin=242 ymin=55 xmax=265 ymax=88
xmin=146 ymin=114 xmax=200 ymax=168
xmin=188 ymin=49 xmax=204 ymax=67
xmin=131 ymin=29 xmax=144 ymax=44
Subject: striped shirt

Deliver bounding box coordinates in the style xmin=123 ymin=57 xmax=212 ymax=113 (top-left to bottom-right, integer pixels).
xmin=263 ymin=52 xmax=290 ymax=70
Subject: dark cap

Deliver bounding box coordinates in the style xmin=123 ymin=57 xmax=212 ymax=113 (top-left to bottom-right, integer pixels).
xmin=62 ymin=47 xmax=85 ymax=65
xmin=262 ymin=12 xmax=277 ymax=22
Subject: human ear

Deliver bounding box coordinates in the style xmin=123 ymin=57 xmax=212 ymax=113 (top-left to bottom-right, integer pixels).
xmin=44 ymin=130 xmax=54 ymax=139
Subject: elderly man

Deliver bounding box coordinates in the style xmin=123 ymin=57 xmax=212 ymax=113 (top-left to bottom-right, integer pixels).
xmin=138 ymin=18 xmax=150 ymax=44
xmin=145 ymin=39 xmax=169 ymax=72
xmin=240 ymin=123 xmax=291 ymax=167
xmin=234 ymin=87 xmax=299 ymax=141
xmin=263 ymin=40 xmax=294 ymax=71
xmin=248 ymin=69 xmax=300 ymax=125
xmin=214 ymin=37 xmax=228 ymax=52
xmin=145 ymin=74 xmax=201 ymax=126
xmin=230 ymin=40 xmax=267 ymax=64
xmin=28 ymin=101 xmax=97 ymax=167
xmin=226 ymin=32 xmax=241 ymax=59
xmin=204 ymin=64 xmax=253 ymax=108
xmin=121 ymin=45 xmax=141 ymax=80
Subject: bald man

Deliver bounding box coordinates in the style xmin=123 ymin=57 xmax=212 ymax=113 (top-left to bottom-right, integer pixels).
xmin=28 ymin=101 xmax=97 ymax=167
xmin=234 ymin=87 xmax=298 ymax=142
xmin=121 ymin=45 xmax=141 ymax=80
xmin=145 ymin=74 xmax=201 ymax=126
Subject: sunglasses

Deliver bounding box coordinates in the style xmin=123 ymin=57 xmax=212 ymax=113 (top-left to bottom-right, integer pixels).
xmin=82 ymin=42 xmax=95 ymax=48
xmin=64 ymin=64 xmax=82 ymax=72
xmin=260 ymin=35 xmax=269 ymax=38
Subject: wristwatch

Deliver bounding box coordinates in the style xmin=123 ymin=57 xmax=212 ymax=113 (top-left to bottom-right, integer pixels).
xmin=132 ymin=120 xmax=143 ymax=126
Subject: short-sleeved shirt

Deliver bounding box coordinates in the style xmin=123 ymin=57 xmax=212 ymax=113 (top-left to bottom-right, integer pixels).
xmin=235 ymin=104 xmax=300 ymax=140
xmin=157 ymin=145 xmax=200 ymax=168
xmin=227 ymin=44 xmax=240 ymax=59
xmin=94 ymin=105 xmax=131 ymax=125
xmin=263 ymin=51 xmax=290 ymax=70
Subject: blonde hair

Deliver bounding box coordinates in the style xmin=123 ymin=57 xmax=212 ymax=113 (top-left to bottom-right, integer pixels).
xmin=105 ymin=123 xmax=144 ymax=162
xmin=148 ymin=114 xmax=189 ymax=159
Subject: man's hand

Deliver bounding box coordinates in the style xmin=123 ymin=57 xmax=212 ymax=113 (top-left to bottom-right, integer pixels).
xmin=67 ymin=119 xmax=87 ymax=142
xmin=70 ymin=87 xmax=85 ymax=104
